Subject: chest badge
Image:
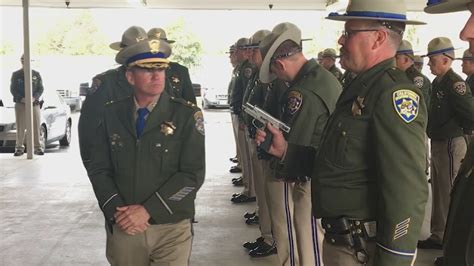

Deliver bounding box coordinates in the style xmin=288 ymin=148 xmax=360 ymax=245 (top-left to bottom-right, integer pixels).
xmin=393 ymin=90 xmax=419 ymax=123
xmin=160 ymin=121 xmax=176 ymax=136
xmin=351 ymin=96 xmax=365 ymax=116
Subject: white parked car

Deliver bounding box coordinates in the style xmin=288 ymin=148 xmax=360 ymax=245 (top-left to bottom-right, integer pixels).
xmin=0 ymin=90 xmax=72 ymax=151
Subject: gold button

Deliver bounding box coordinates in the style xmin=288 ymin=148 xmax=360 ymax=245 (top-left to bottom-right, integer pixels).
xmin=331 ymin=239 xmax=336 ymax=243
xmin=356 ymin=229 xmax=362 ymax=234
xmin=327 ymin=224 xmax=332 ymax=229
xmin=156 ymin=143 xmax=161 ymax=147
xmin=165 ymin=149 xmax=168 ymax=153
xmin=342 ymin=131 xmax=347 ymax=136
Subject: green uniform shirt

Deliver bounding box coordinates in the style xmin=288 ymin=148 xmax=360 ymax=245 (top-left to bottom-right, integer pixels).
xmin=311 ymin=59 xmax=428 ymax=265
xmin=427 ymin=68 xmax=474 ymax=139
xmin=230 ymin=60 xmax=256 ymax=116
xmin=405 ymin=64 xmax=432 ymax=108
xmin=87 ymin=92 xmax=205 ymax=225
xmin=275 ymin=59 xmax=342 ymax=180
xmin=329 ymin=64 xmax=343 ymax=82
xmin=166 ymin=62 xmax=197 ymax=104
xmin=10 ymin=69 xmax=44 ymax=103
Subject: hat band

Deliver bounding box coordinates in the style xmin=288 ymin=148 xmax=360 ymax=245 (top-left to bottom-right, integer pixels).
xmin=126 ymin=52 xmax=167 ymax=65
xmin=462 ymin=56 xmax=474 ymax=60
xmin=329 ymin=11 xmax=407 ymax=20
xmin=427 ymin=47 xmax=454 ymax=56
xmin=397 ymin=49 xmax=414 ymax=54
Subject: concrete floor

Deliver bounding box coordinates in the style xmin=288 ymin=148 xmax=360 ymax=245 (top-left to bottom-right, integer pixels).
xmin=0 ymin=109 xmax=441 ymax=266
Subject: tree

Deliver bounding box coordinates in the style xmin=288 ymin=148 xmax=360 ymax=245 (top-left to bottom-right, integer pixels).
xmin=165 ymin=18 xmax=203 ymax=72
xmin=34 ymin=10 xmax=112 ymax=55
xmin=0 ymin=42 xmax=14 ymax=55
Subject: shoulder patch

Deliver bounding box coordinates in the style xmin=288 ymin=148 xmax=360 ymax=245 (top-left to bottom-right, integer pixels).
xmin=287 ymin=90 xmax=303 ymax=115
xmin=88 ymin=77 xmax=102 ymax=95
xmin=413 ymin=76 xmax=424 ymax=89
xmin=244 ymin=67 xmax=253 ymax=79
xmin=193 ymin=111 xmax=205 ymax=136
xmin=393 ymin=90 xmax=419 ymax=123
xmin=453 ymin=81 xmax=467 ymax=95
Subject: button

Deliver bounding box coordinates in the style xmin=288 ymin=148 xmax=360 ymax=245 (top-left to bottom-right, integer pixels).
xmin=331 ymin=239 xmax=336 ymax=243
xmin=327 ymin=224 xmax=332 ymax=229
xmin=164 ymin=149 xmax=168 ymax=153
xmin=341 ymin=131 xmax=347 ymax=136
xmin=355 ymin=221 xmax=360 ymax=226
xmin=156 ymin=143 xmax=161 ymax=147
xmin=356 ymin=229 xmax=362 ymax=234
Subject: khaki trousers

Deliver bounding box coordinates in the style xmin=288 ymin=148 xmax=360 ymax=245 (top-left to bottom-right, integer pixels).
xmin=247 ymin=137 xmax=273 ymax=243
xmin=274 ymin=180 xmax=322 ymax=266
xmin=323 ymin=239 xmax=376 ymax=266
xmin=14 ymin=102 xmax=41 ymax=150
xmin=236 ymin=119 xmax=254 ymax=197
xmin=430 ymin=137 xmax=467 ymax=241
xmin=230 ymin=114 xmax=241 ymax=168
xmin=106 ymin=219 xmax=193 ymax=266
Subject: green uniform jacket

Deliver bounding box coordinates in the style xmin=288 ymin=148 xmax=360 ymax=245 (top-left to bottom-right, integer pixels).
xmin=242 ymin=70 xmax=269 ymax=126
xmin=427 ymin=68 xmax=474 ymax=139
xmin=10 ymin=69 xmax=44 ymax=103
xmin=310 ymin=59 xmax=428 ymax=265
xmin=230 ymin=60 xmax=256 ymax=116
xmin=87 ymin=92 xmax=205 ymax=226
xmin=405 ymin=64 xmax=432 ymax=108
xmin=166 ymin=62 xmax=197 ymax=104
xmin=78 ymin=66 xmax=133 ymax=169
xmin=329 ymin=64 xmax=343 ymax=82
xmin=275 ymin=59 xmax=342 ymax=180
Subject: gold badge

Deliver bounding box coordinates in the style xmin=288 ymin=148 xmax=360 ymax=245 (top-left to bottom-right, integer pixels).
xmin=171 ymin=76 xmax=180 ymax=84
xmin=160 ymin=121 xmax=176 ymax=136
xmin=351 ymin=96 xmax=365 ymax=116
xmin=149 ymin=39 xmax=161 ymax=54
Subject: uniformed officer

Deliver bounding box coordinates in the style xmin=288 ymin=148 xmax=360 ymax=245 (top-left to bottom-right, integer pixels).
xmin=230 ymin=37 xmax=257 ymax=203
xmin=321 ymin=48 xmax=344 ymax=81
xmin=259 ymin=22 xmax=342 ymax=266
xmin=147 ymin=28 xmax=197 ymax=104
xmin=460 ymin=49 xmax=474 ymax=92
xmin=257 ymin=1 xmax=429 ymax=265
xmin=317 ymin=51 xmax=324 ymax=64
xmin=78 ymin=26 xmax=147 ymax=169
xmin=10 ymin=55 xmax=44 ymax=156
xmin=424 ymin=1 xmax=474 ymax=265
xmin=87 ymin=36 xmax=205 ymax=266
xmin=419 ymin=37 xmax=473 ymax=250
xmin=413 ymin=55 xmax=425 ymax=72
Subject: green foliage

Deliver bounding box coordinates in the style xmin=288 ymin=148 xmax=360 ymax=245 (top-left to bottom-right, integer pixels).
xmin=0 ymin=42 xmax=14 ymax=55
xmin=34 ymin=10 xmax=112 ymax=55
xmin=165 ymin=18 xmax=203 ymax=72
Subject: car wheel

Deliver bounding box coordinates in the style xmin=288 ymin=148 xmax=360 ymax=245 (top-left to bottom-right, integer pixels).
xmin=39 ymin=124 xmax=47 ymax=150
xmin=59 ymin=120 xmax=72 ymax=146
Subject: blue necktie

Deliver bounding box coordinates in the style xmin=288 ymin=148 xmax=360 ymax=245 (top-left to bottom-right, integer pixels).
xmin=136 ymin=107 xmax=149 ymax=138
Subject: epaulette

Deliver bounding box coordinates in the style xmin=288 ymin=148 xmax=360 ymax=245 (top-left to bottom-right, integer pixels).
xmin=170 ymin=96 xmax=198 ymax=109
xmin=104 ymin=96 xmax=131 ymax=106
xmin=386 ymin=67 xmax=411 ymax=83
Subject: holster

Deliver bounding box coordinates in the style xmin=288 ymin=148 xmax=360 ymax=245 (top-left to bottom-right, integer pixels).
xmin=322 ymin=217 xmax=376 ymax=264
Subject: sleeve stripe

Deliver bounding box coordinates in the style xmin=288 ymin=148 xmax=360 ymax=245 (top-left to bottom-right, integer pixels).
xmin=376 ymin=243 xmax=416 ymax=257
xmin=155 ymin=192 xmax=174 ymax=215
xmin=102 ymin=193 xmax=118 ymax=209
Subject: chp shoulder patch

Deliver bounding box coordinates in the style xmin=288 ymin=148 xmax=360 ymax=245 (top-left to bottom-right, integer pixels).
xmin=88 ymin=77 xmax=102 ymax=95
xmin=194 ymin=111 xmax=205 ymax=136
xmin=413 ymin=76 xmax=424 ymax=89
xmin=453 ymin=81 xmax=467 ymax=95
xmin=393 ymin=89 xmax=419 ymax=123
xmin=287 ymin=90 xmax=303 ymax=115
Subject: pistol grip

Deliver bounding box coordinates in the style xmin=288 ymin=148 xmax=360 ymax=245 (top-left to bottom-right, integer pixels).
xmin=259 ymin=128 xmax=273 ymax=152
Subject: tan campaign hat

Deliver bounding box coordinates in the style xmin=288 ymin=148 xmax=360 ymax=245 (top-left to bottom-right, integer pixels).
xmin=423 ymin=37 xmax=457 ymax=57
xmin=317 ymin=51 xmax=324 ymax=61
xmin=425 ymin=0 xmax=471 ymax=14
xmin=458 ymin=49 xmax=474 ymax=60
xmin=247 ymin=30 xmax=272 ymax=48
xmin=397 ymin=40 xmax=415 ymax=59
xmin=147 ymin=28 xmax=175 ymax=44
xmin=259 ymin=22 xmax=301 ymax=83
xmin=413 ymin=55 xmax=424 ymax=64
xmin=109 ymin=26 xmax=147 ymax=51
xmin=326 ymin=0 xmax=425 ymax=25
xmin=115 ymin=38 xmax=171 ymax=68
xmin=226 ymin=44 xmax=236 ymax=54
xmin=235 ymin=37 xmax=251 ymax=49
xmin=322 ymin=48 xmax=338 ymax=59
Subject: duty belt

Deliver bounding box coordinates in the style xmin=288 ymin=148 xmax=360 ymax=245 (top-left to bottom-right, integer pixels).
xmin=322 ymin=217 xmax=376 ymax=264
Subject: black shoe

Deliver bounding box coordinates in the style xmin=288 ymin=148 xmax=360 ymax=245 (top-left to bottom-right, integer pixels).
xmin=229 ymin=157 xmax=239 ymax=163
xmin=434 ymin=256 xmax=444 ymax=266
xmin=34 ymin=149 xmax=44 ymax=155
xmin=229 ymin=166 xmax=242 ymax=173
xmin=14 ymin=149 xmax=24 ymax=156
xmin=231 ymin=194 xmax=256 ymax=203
xmin=249 ymin=242 xmax=277 ymax=258
xmin=246 ymin=215 xmax=259 ymax=225
xmin=232 ymin=176 xmax=242 ymax=183
xmin=243 ymin=237 xmax=264 ymax=250
xmin=243 ymin=211 xmax=256 ymax=219
xmin=417 ymin=238 xmax=442 ymax=250
xmin=233 ymin=179 xmax=243 ymax=186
